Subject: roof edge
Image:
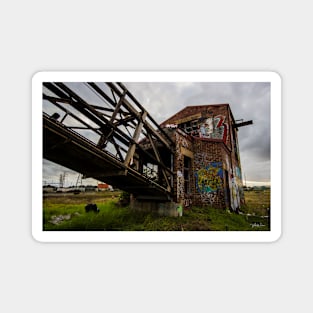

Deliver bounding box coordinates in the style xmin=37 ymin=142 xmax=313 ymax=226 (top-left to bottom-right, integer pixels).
xmin=160 ymin=103 xmax=230 ymax=126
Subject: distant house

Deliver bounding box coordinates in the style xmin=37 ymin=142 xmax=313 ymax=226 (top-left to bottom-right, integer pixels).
xmin=97 ymin=183 xmax=113 ymax=191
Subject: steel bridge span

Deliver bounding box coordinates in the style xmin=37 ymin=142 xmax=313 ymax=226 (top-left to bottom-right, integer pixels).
xmin=43 ymin=82 xmax=175 ymax=201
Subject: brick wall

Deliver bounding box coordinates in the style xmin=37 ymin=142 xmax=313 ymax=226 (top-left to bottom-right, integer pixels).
xmin=165 ymin=104 xmax=245 ymax=211
xmin=193 ymin=140 xmax=224 ymax=207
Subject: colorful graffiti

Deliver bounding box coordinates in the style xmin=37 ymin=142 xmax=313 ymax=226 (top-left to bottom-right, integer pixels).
xmin=231 ymin=177 xmax=240 ymax=210
xmin=229 ymin=167 xmax=244 ymax=211
xmin=199 ymin=117 xmax=214 ymax=136
xmin=198 ymin=115 xmax=228 ymax=143
xmin=195 ymin=162 xmax=223 ymax=193
xmin=234 ymin=167 xmax=244 ymax=205
xmin=235 ymin=166 xmax=242 ymax=180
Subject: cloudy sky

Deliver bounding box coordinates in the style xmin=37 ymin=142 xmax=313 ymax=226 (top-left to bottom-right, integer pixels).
xmin=43 ymin=82 xmax=270 ymax=187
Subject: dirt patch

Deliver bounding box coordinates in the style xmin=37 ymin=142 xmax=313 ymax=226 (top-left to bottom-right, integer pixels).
xmin=49 ymin=212 xmax=81 ymax=225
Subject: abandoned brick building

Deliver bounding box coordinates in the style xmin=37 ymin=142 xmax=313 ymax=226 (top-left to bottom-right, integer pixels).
xmin=157 ymin=104 xmax=250 ymax=212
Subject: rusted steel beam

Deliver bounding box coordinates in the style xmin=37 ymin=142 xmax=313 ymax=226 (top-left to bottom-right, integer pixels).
xmin=45 ymin=83 xmax=132 ymax=148
xmin=124 ymin=111 xmax=148 ymax=167
xmin=43 ymin=81 xmax=175 ymax=197
xmin=146 ymin=132 xmax=171 ymax=192
xmin=108 ymin=82 xmax=175 ymax=149
xmin=233 ymin=120 xmax=253 ymax=128
xmin=87 ymin=82 xmax=131 ymax=116
xmin=93 ymin=82 xmax=173 ymax=154
xmin=43 ymin=95 xmax=103 ymax=135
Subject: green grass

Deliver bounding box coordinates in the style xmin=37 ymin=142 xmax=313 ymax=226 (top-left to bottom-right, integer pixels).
xmin=241 ymin=189 xmax=270 ymax=216
xmin=43 ymin=190 xmax=270 ymax=231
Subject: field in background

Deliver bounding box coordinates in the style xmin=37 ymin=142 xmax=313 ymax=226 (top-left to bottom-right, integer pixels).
xmin=43 ymin=189 xmax=270 ymax=231
xmin=243 ymin=189 xmax=270 ymax=215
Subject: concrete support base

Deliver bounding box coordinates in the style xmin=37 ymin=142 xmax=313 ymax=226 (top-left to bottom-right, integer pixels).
xmin=130 ymin=195 xmax=181 ymax=217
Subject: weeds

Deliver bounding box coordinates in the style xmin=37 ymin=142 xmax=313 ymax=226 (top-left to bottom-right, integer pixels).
xmin=43 ymin=190 xmax=270 ymax=231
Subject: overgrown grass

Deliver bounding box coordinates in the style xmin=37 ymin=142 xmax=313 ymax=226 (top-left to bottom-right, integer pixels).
xmin=43 ymin=190 xmax=270 ymax=231
xmin=241 ymin=189 xmax=270 ymax=216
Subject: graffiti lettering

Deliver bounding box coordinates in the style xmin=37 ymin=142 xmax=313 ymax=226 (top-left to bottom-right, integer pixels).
xmin=184 ymin=197 xmax=192 ymax=208
xmin=199 ymin=189 xmax=224 ymax=205
xmin=177 ymin=172 xmax=184 ymax=200
xmin=197 ymin=115 xmax=228 ymax=143
xmin=195 ymin=162 xmax=223 ymax=193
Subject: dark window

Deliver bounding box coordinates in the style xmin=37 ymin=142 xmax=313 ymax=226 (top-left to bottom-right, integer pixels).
xmin=184 ymin=156 xmax=191 ymax=193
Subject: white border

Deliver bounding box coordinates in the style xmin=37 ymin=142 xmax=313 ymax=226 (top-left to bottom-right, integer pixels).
xmin=32 ymin=71 xmax=281 ymax=243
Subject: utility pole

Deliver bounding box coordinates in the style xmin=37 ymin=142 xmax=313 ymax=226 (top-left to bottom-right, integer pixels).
xmin=76 ymin=173 xmax=82 ymax=187
xmin=59 ymin=172 xmax=66 ymax=188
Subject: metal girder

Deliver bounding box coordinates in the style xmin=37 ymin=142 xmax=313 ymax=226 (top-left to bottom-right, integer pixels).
xmin=233 ymin=120 xmax=253 ymax=128
xmin=43 ymin=82 xmax=175 ymax=197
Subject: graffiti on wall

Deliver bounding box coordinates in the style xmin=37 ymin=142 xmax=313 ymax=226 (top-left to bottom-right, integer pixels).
xmin=235 ymin=166 xmax=244 ymax=204
xmin=175 ymin=131 xmax=193 ymax=204
xmin=195 ymin=162 xmax=223 ymax=194
xmin=177 ymin=170 xmax=184 ymax=200
xmin=199 ymin=117 xmax=214 ymax=136
xmin=235 ymin=166 xmax=242 ymax=180
xmin=176 ymin=129 xmax=190 ymax=149
xmin=184 ymin=194 xmax=192 ymax=208
xmin=176 ymin=169 xmax=192 ymax=207
xmin=231 ymin=176 xmax=240 ymax=210
xmin=198 ymin=115 xmax=228 ymax=143
xmin=230 ymin=167 xmax=244 ymax=210
xmin=199 ymin=189 xmax=224 ymax=205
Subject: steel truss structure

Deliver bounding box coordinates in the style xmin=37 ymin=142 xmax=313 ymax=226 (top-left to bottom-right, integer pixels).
xmin=43 ymin=82 xmax=175 ymax=200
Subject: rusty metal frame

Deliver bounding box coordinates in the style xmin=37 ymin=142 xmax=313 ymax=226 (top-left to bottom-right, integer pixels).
xmin=43 ymin=82 xmax=175 ymax=198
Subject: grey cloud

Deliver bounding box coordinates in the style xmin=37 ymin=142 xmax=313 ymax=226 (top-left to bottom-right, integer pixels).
xmin=126 ymin=82 xmax=271 ymax=184
xmin=43 ymin=81 xmax=271 ymax=185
